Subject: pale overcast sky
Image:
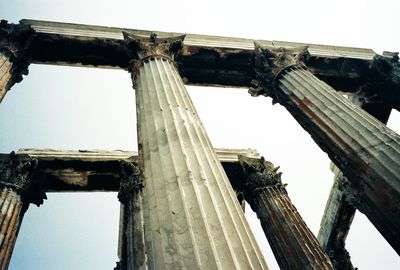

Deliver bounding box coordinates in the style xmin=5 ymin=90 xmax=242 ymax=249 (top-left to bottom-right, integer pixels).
xmin=1 ymin=0 xmax=400 ymax=269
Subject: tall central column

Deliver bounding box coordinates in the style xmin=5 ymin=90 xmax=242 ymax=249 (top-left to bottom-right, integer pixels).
xmin=123 ymin=33 xmax=267 ymax=269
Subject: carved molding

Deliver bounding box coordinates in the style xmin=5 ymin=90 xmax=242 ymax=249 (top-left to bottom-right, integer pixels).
xmin=123 ymin=31 xmax=185 ymax=74
xmin=249 ymin=43 xmax=310 ymax=101
xmin=0 ymin=20 xmax=35 ymax=87
xmin=117 ymin=160 xmax=143 ymax=205
xmin=239 ymin=155 xmax=283 ymax=208
xmin=337 ymin=175 xmax=364 ymax=211
xmin=0 ymin=151 xmax=45 ymax=206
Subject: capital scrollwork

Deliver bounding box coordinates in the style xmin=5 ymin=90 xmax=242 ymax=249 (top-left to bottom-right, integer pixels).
xmin=239 ymin=155 xmax=283 ymax=193
xmin=0 ymin=151 xmax=45 ymax=206
xmin=118 ymin=160 xmax=143 ymax=205
xmin=0 ymin=20 xmax=35 ymax=86
xmin=123 ymin=31 xmax=185 ymax=70
xmin=249 ymin=43 xmax=310 ymax=102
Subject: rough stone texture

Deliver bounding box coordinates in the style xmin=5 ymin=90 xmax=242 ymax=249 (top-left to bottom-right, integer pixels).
xmin=0 ymin=153 xmax=40 ymax=270
xmin=240 ymin=156 xmax=334 ymax=270
xmin=251 ymin=45 xmax=400 ymax=255
xmin=127 ymin=34 xmax=267 ymax=269
xmin=367 ymin=52 xmax=400 ymax=110
xmin=0 ymin=20 xmax=34 ymax=102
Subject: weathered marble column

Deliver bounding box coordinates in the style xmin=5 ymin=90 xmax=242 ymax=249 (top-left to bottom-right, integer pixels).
xmin=0 ymin=20 xmax=33 ymax=103
xmin=318 ymin=94 xmax=392 ymax=270
xmin=250 ymin=44 xmax=400 ymax=255
xmin=117 ymin=161 xmax=147 ymax=270
xmin=123 ymin=32 xmax=267 ymax=269
xmin=318 ymin=165 xmax=355 ymax=270
xmin=0 ymin=152 xmax=43 ymax=270
xmin=240 ymin=156 xmax=334 ymax=270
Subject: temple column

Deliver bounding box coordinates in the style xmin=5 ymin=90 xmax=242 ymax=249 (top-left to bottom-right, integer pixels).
xmin=318 ymin=165 xmax=355 ymax=270
xmin=117 ymin=161 xmax=147 ymax=270
xmin=240 ymin=156 xmax=334 ymax=270
xmin=318 ymin=94 xmax=392 ymax=270
xmin=250 ymin=45 xmax=400 ymax=255
xmin=0 ymin=20 xmax=33 ymax=103
xmin=123 ymin=32 xmax=267 ymax=269
xmin=0 ymin=152 xmax=44 ymax=269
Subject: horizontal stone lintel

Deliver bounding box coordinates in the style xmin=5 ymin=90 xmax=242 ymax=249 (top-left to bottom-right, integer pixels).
xmin=17 ymin=19 xmax=377 ymax=90
xmin=0 ymin=148 xmax=260 ymax=192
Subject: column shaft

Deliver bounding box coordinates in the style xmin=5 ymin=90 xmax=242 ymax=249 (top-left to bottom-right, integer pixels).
xmin=0 ymin=53 xmax=13 ymax=102
xmin=274 ymin=67 xmax=400 ymax=253
xmin=0 ymin=187 xmax=24 ymax=270
xmin=0 ymin=153 xmax=42 ymax=269
xmin=257 ymin=186 xmax=333 ymax=269
xmin=119 ymin=190 xmax=146 ymax=270
xmin=241 ymin=156 xmax=333 ymax=270
xmin=117 ymin=161 xmax=146 ymax=270
xmin=318 ymin=168 xmax=355 ymax=270
xmin=135 ymin=56 xmax=266 ymax=269
xmin=318 ymin=94 xmax=391 ymax=270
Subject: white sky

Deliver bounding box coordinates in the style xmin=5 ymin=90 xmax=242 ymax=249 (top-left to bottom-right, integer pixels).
xmin=1 ymin=0 xmax=400 ymax=269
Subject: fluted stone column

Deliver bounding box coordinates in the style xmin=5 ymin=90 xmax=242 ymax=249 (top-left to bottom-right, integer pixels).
xmin=0 ymin=152 xmax=43 ymax=270
xmin=123 ymin=32 xmax=267 ymax=269
xmin=240 ymin=156 xmax=334 ymax=270
xmin=117 ymin=161 xmax=147 ymax=270
xmin=318 ymin=93 xmax=392 ymax=270
xmin=318 ymin=165 xmax=355 ymax=270
xmin=0 ymin=20 xmax=33 ymax=103
xmin=250 ymin=44 xmax=400 ymax=255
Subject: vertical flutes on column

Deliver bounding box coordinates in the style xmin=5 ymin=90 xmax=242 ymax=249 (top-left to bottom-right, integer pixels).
xmin=0 ymin=152 xmax=44 ymax=270
xmin=122 ymin=32 xmax=268 ymax=269
xmin=250 ymin=44 xmax=400 ymax=255
xmin=240 ymin=156 xmax=334 ymax=270
xmin=117 ymin=160 xmax=146 ymax=270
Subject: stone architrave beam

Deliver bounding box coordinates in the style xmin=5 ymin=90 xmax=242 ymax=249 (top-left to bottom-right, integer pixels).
xmin=0 ymin=148 xmax=260 ymax=192
xmin=6 ymin=19 xmax=379 ymax=91
xmin=250 ymin=44 xmax=400 ymax=255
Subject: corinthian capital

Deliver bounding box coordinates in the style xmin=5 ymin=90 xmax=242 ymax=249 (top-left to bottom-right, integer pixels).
xmin=239 ymin=156 xmax=283 ymax=193
xmin=117 ymin=160 xmax=143 ymax=205
xmin=0 ymin=151 xmax=45 ymax=205
xmin=250 ymin=43 xmax=309 ymax=100
xmin=123 ymin=31 xmax=185 ymax=65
